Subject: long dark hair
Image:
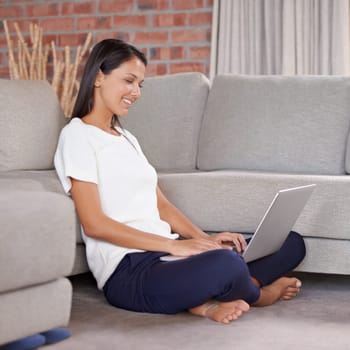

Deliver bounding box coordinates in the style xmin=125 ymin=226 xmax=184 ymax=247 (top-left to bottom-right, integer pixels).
xmin=71 ymin=39 xmax=147 ymax=121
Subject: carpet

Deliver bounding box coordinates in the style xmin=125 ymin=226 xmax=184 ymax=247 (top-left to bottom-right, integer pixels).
xmin=49 ymin=272 xmax=350 ymax=350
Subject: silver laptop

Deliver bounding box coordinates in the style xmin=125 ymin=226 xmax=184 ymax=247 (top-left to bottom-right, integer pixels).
xmin=242 ymin=184 xmax=315 ymax=263
xmin=160 ymin=184 xmax=315 ymax=263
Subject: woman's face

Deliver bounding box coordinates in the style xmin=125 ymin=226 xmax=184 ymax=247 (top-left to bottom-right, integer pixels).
xmin=94 ymin=56 xmax=146 ymax=117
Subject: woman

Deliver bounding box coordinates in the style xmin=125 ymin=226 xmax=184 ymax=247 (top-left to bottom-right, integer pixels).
xmin=54 ymin=39 xmax=305 ymax=325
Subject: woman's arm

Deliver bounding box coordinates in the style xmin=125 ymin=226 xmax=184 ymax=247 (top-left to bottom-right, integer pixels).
xmin=70 ymin=179 xmax=221 ymax=256
xmin=156 ymin=186 xmax=247 ymax=252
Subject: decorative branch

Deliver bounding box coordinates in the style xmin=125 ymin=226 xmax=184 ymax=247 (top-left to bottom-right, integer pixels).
xmin=3 ymin=20 xmax=92 ymax=117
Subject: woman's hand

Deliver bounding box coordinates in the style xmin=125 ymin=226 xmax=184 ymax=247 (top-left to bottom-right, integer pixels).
xmin=207 ymin=232 xmax=247 ymax=253
xmin=168 ymin=237 xmax=222 ymax=257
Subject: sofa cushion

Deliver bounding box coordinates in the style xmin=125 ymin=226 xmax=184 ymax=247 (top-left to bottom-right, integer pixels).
xmin=123 ymin=72 xmax=210 ymax=171
xmin=0 ymin=171 xmax=82 ymax=243
xmin=0 ymin=79 xmax=66 ymax=171
xmin=158 ymin=170 xmax=350 ymax=240
xmin=197 ymin=75 xmax=350 ymax=175
xmin=0 ymin=170 xmax=64 ymax=193
xmin=0 ymin=190 xmax=76 ymax=293
xmin=295 ymin=237 xmax=350 ymax=275
xmin=0 ymin=278 xmax=72 ymax=345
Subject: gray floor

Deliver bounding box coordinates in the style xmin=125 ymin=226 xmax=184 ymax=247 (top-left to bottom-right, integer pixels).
xmin=49 ymin=272 xmax=350 ymax=350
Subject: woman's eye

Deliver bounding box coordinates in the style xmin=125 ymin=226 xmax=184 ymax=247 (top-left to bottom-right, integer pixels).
xmin=125 ymin=78 xmax=143 ymax=89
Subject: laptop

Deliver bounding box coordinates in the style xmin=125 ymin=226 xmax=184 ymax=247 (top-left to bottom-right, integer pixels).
xmin=160 ymin=184 xmax=315 ymax=263
xmin=242 ymin=184 xmax=315 ymax=262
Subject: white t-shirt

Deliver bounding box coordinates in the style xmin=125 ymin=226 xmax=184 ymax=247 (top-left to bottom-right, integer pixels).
xmin=54 ymin=118 xmax=176 ymax=289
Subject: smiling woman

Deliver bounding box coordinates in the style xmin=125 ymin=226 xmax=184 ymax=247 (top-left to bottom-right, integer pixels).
xmin=81 ymin=57 xmax=145 ymax=136
xmin=54 ymin=38 xmax=306 ymax=325
xmin=71 ymin=39 xmax=147 ymax=130
xmin=93 ymin=57 xmax=145 ymax=117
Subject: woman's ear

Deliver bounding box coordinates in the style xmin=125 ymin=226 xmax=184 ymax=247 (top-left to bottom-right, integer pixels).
xmin=94 ymin=70 xmax=103 ymax=88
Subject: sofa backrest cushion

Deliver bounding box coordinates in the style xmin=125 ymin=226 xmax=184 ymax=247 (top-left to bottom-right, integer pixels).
xmin=197 ymin=75 xmax=350 ymax=175
xmin=0 ymin=79 xmax=66 ymax=171
xmin=123 ymin=72 xmax=210 ymax=171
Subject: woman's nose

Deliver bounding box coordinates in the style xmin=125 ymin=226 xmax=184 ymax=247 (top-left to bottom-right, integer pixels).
xmin=131 ymin=83 xmax=141 ymax=98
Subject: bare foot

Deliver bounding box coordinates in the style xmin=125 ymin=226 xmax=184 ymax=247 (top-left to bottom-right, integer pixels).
xmin=280 ymin=279 xmax=302 ymax=300
xmin=189 ymin=300 xmax=250 ymax=324
xmin=253 ymin=277 xmax=302 ymax=307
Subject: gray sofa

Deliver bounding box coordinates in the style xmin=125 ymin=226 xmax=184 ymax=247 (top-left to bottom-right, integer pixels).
xmin=125 ymin=73 xmax=350 ymax=275
xmin=1 ymin=73 xmax=350 ymax=345
xmin=0 ymin=80 xmax=76 ymax=346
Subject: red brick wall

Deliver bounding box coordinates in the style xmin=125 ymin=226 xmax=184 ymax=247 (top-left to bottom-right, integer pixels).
xmin=0 ymin=0 xmax=213 ymax=79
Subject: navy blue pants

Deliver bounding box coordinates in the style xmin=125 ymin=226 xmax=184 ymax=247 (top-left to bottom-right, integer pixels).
xmin=103 ymin=231 xmax=305 ymax=314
